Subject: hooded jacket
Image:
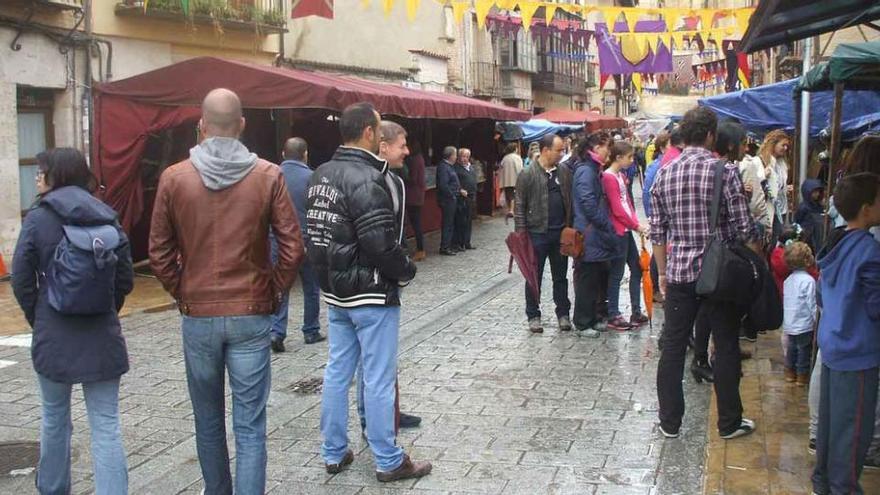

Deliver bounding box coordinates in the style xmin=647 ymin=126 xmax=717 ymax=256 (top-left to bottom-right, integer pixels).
xmin=149 ymin=137 xmax=304 ymax=317
xmin=795 ymin=178 xmax=826 ymax=250
xmin=817 ymin=228 xmax=880 ymax=371
xmin=572 ymin=154 xmax=618 ymax=262
xmin=12 ymin=186 xmax=133 ymax=384
xmin=306 ymin=146 xmax=415 ymax=308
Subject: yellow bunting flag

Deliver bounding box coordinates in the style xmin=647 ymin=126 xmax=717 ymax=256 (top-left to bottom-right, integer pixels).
xmin=700 ymin=9 xmax=715 ymax=30
xmin=545 ymin=4 xmax=557 ymax=26
xmin=518 ymin=1 xmax=539 ymax=32
xmin=671 ymin=32 xmax=685 ymax=49
xmin=623 ymin=8 xmax=640 ymax=33
xmin=496 ymin=0 xmax=515 ymax=10
xmin=600 ymin=7 xmax=624 ymax=30
xmin=645 ymin=35 xmax=658 ymax=55
xmin=405 ymin=0 xmax=419 ymax=21
xmin=735 ymin=9 xmax=754 ymax=34
xmin=382 ymin=0 xmax=394 ymax=17
xmin=475 ymin=0 xmax=494 ymax=28
xmin=660 ymin=33 xmax=672 ymax=51
xmin=451 ymin=0 xmax=467 ymax=24
xmin=632 ymin=73 xmax=642 ymax=94
xmin=664 ymin=8 xmax=682 ymax=30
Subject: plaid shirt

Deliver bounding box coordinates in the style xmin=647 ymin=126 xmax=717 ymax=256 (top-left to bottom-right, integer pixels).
xmin=649 ymin=146 xmax=758 ymax=285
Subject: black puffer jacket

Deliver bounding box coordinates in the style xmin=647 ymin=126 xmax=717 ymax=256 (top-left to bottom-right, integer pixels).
xmin=306 ymin=146 xmax=415 ymax=307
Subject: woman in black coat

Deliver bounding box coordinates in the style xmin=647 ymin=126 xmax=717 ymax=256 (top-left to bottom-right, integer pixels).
xmin=12 ymin=148 xmax=133 ymax=494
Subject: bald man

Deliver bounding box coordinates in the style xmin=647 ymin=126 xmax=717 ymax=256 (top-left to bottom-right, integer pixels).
xmin=150 ymin=88 xmax=304 ymax=494
xmin=269 ymin=137 xmax=326 ymax=352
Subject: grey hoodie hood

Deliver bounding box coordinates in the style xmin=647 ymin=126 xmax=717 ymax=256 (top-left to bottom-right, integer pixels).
xmin=190 ymin=137 xmax=258 ymax=191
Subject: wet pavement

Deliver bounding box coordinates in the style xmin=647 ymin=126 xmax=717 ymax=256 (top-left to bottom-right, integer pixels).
xmin=0 ymin=207 xmax=869 ymax=494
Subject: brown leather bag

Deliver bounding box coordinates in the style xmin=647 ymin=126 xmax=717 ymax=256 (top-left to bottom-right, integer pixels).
xmin=559 ymin=227 xmax=583 ymax=258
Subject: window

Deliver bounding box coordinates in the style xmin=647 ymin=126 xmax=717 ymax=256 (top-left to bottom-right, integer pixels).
xmin=17 ymin=88 xmax=54 ymax=213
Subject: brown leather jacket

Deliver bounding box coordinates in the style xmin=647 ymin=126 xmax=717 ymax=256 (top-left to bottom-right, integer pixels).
xmin=149 ymin=158 xmax=304 ymax=317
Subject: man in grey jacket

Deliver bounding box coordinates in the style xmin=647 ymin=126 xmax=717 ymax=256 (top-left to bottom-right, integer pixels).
xmin=514 ymin=133 xmax=573 ymax=333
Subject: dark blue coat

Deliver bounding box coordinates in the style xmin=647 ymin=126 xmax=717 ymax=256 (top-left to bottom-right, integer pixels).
xmin=280 ymin=159 xmax=312 ymax=237
xmin=12 ymin=186 xmax=133 ymax=384
xmin=436 ymin=160 xmax=461 ymax=203
xmin=572 ymin=156 xmax=618 ymax=262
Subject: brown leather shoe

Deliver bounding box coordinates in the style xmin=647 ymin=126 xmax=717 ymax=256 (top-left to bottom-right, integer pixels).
xmin=376 ymin=454 xmax=432 ymax=482
xmin=325 ymin=450 xmax=354 ymax=474
xmin=797 ymin=373 xmax=810 ymax=386
xmin=784 ymin=367 xmax=796 ymax=383
xmin=413 ymin=250 xmax=426 ymax=262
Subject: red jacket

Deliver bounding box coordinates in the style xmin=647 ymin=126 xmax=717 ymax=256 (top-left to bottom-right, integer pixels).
xmin=770 ymin=246 xmax=819 ymax=299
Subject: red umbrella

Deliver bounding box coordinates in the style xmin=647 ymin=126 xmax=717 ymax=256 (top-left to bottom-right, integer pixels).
xmin=506 ymin=231 xmax=540 ymax=300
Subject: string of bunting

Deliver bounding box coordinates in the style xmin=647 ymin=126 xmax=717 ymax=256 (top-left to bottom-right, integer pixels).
xmin=486 ymin=14 xmax=593 ymax=46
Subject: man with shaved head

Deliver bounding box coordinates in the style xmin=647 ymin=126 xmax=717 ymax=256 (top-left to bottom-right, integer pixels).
xmin=268 ymin=137 xmax=326 ymax=352
xmin=150 ymin=88 xmax=304 ymax=494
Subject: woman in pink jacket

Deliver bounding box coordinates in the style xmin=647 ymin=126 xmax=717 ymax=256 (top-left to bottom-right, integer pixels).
xmin=602 ymin=141 xmax=649 ymax=331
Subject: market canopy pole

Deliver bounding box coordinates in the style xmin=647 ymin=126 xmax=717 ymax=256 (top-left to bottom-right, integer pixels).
xmin=797 ymin=36 xmax=814 ymax=212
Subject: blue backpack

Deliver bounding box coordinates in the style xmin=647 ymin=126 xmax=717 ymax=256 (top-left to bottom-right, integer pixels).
xmin=47 ymin=224 xmax=120 ymax=315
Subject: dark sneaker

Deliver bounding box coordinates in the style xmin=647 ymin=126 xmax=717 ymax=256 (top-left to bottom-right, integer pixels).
xmin=399 ymin=412 xmax=422 ymax=428
xmin=630 ymin=312 xmax=649 ymax=326
xmin=439 ymin=249 xmax=457 ymax=256
xmin=607 ymin=316 xmax=633 ymax=331
xmin=720 ymin=418 xmax=756 ymax=440
xmin=739 ymin=329 xmax=757 ymax=342
xmin=659 ymin=424 xmax=680 ymax=439
xmin=865 ymin=457 xmax=880 ymax=470
xmin=304 ymin=332 xmax=326 ymax=345
xmin=325 ymin=450 xmax=354 ymax=474
xmin=270 ymin=338 xmax=285 ymax=353
xmin=528 ymin=317 xmax=543 ymax=334
xmin=465 ymin=245 xmax=476 ymax=250
xmin=558 ymin=316 xmax=573 ymax=332
xmin=808 ymin=438 xmax=816 ymax=455
xmin=376 ymin=454 xmax=432 ymax=482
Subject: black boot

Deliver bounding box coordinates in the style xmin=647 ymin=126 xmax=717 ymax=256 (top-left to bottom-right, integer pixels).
xmin=691 ymin=359 xmax=714 ymax=384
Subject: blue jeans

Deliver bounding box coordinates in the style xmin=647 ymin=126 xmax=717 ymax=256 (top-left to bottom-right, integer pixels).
xmin=37 ymin=375 xmax=127 ymax=495
xmin=271 ymin=236 xmax=321 ymax=340
xmin=608 ymin=233 xmax=641 ymax=317
xmin=321 ymin=305 xmax=403 ymax=472
xmin=785 ymin=332 xmax=813 ymax=375
xmin=182 ymin=315 xmax=272 ymax=495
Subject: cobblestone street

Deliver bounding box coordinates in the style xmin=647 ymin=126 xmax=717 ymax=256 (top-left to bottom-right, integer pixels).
xmin=0 ymin=215 xmax=709 ymax=494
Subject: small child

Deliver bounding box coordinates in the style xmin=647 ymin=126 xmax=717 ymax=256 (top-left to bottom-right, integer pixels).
xmin=781 ymin=241 xmax=817 ymax=385
xmin=811 ymin=173 xmax=880 ymax=495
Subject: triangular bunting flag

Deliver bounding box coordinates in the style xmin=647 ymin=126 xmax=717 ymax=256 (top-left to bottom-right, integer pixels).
xmin=382 ymin=0 xmax=394 ymax=17
xmin=664 ymin=8 xmax=683 ymax=30
xmin=632 ymin=73 xmax=642 ymax=94
xmin=451 ymin=0 xmax=467 ymax=24
xmin=496 ymin=0 xmax=515 ymax=10
xmin=735 ymin=8 xmax=754 ymax=34
xmin=405 ymin=0 xmax=419 ymax=21
xmin=660 ymin=33 xmax=672 ymax=51
xmin=475 ymin=0 xmax=493 ymax=28
xmin=623 ymin=8 xmax=640 ymax=33
xmin=558 ymin=3 xmax=578 ymax=15
xmin=600 ymin=73 xmax=610 ymax=91
xmin=601 ymin=7 xmax=624 ymax=31
xmin=671 ymin=32 xmax=685 ymax=49
xmin=645 ymin=35 xmax=658 ymax=55
xmin=519 ymin=1 xmax=539 ymax=32
xmin=545 ymin=4 xmax=557 ymax=26
xmin=700 ymin=9 xmax=715 ymax=30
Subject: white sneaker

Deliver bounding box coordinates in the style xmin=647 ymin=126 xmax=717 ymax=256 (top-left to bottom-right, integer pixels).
xmin=720 ymin=418 xmax=756 ymax=439
xmin=658 ymin=424 xmax=680 ymax=438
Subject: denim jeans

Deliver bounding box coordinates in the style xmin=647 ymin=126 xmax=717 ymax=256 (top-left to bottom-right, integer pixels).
xmin=37 ymin=375 xmax=127 ymax=495
xmin=321 ymin=305 xmax=403 ymax=472
xmin=785 ymin=332 xmax=813 ymax=375
xmin=607 ymin=233 xmax=641 ymax=317
xmin=270 ymin=236 xmax=321 ymax=340
xmin=524 ymin=230 xmax=571 ymax=320
xmin=182 ymin=315 xmax=272 ymax=495
xmin=357 ymin=364 xmax=400 ymax=433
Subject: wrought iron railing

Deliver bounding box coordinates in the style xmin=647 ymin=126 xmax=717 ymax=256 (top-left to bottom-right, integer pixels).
xmin=119 ymin=0 xmax=286 ymax=28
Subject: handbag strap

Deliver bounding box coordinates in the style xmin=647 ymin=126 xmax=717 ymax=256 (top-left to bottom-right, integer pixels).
xmin=709 ymin=159 xmax=726 ymax=235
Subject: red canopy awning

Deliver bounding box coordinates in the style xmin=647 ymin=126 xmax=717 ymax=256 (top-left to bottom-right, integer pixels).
xmin=95 ymin=56 xmax=530 ymax=120
xmin=92 ymin=57 xmax=529 ymax=232
xmin=532 ymin=109 xmax=627 ymax=132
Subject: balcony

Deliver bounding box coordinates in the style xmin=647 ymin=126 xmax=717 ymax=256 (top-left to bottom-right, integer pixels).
xmin=533 ymin=72 xmax=584 ymax=96
xmin=471 ymin=61 xmax=501 ymax=98
xmin=115 ymin=0 xmax=287 ymax=34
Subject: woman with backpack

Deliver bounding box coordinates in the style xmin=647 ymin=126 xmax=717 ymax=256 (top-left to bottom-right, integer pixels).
xmin=12 ymin=148 xmax=133 ymax=494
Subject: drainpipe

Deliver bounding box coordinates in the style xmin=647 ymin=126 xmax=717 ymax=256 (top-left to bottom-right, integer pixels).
xmin=83 ymin=0 xmax=93 ymax=164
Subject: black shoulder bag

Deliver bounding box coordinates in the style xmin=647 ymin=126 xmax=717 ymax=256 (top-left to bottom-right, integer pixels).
xmin=695 ymin=160 xmax=761 ymax=305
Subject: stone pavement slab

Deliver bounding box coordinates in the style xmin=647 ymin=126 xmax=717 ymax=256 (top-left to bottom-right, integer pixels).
xmin=0 ymin=214 xmax=710 ymax=494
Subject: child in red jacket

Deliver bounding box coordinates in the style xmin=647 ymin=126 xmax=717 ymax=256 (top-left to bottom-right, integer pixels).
xmin=771 ymin=224 xmax=819 ymax=300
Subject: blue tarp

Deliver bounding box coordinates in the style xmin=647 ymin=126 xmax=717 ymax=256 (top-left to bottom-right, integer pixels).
xmin=828 ymin=112 xmax=880 ymax=142
xmin=698 ymin=78 xmax=880 ymax=138
xmin=518 ymin=119 xmax=583 ymax=143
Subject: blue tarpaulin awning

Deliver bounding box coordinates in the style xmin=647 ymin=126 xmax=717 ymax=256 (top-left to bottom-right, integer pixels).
xmin=697 ymin=78 xmax=880 ymax=138
xmin=518 ymin=119 xmax=584 ymax=143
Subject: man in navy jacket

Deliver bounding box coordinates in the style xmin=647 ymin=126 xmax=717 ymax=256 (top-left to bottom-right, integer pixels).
xmin=436 ymin=146 xmax=461 ymax=255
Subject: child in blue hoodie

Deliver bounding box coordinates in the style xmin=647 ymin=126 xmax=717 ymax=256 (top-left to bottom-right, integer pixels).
xmin=812 ymin=173 xmax=880 ymax=495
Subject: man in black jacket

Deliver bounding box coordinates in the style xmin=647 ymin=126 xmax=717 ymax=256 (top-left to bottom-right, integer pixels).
xmin=453 ymin=147 xmax=478 ymax=251
xmin=436 ymin=146 xmax=461 ymax=255
xmin=307 ymin=103 xmax=431 ymax=482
